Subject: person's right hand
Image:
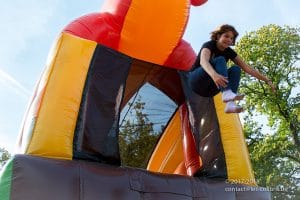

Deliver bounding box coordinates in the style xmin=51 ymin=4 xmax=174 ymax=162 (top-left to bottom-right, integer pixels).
xmin=212 ymin=73 xmax=228 ymax=89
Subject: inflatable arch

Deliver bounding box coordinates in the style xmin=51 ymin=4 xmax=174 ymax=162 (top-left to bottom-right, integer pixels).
xmin=0 ymin=0 xmax=271 ymax=199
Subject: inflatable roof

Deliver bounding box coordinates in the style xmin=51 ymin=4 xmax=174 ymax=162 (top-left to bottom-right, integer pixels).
xmin=0 ymin=0 xmax=271 ymax=199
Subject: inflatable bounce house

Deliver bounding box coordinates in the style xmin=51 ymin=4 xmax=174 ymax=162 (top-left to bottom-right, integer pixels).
xmin=0 ymin=0 xmax=271 ymax=199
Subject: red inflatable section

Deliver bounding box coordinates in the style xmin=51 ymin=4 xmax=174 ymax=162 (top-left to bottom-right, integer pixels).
xmin=164 ymin=40 xmax=196 ymax=70
xmin=190 ymin=0 xmax=208 ymax=6
xmin=62 ymin=0 xmax=205 ymax=71
xmin=63 ymin=0 xmax=132 ymax=50
xmin=180 ymin=104 xmax=203 ymax=176
xmin=63 ymin=13 xmax=121 ymax=50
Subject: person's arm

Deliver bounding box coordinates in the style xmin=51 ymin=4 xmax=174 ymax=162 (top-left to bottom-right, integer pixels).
xmin=200 ymin=48 xmax=228 ymax=89
xmin=233 ymin=55 xmax=276 ymax=92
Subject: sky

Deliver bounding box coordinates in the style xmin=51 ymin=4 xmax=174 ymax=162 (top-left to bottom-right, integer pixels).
xmin=0 ymin=0 xmax=299 ymax=154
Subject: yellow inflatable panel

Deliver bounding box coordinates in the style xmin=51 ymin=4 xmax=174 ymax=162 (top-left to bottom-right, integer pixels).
xmin=214 ymin=93 xmax=256 ymax=186
xmin=119 ymin=0 xmax=189 ymax=65
xmin=26 ymin=33 xmax=97 ymax=159
xmin=147 ymin=110 xmax=183 ymax=173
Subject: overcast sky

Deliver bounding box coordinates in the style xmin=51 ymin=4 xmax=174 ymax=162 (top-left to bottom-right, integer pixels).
xmin=0 ymin=0 xmax=299 ymax=153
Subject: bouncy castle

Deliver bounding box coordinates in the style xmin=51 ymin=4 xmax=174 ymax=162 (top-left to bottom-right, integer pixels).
xmin=0 ymin=0 xmax=271 ymax=199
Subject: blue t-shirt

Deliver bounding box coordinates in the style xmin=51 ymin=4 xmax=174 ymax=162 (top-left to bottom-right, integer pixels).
xmin=193 ymin=40 xmax=237 ymax=67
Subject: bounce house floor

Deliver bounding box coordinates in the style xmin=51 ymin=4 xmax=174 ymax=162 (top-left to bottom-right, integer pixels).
xmin=4 ymin=155 xmax=271 ymax=200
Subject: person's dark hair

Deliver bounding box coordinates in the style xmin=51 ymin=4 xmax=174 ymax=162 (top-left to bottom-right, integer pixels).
xmin=210 ymin=24 xmax=239 ymax=45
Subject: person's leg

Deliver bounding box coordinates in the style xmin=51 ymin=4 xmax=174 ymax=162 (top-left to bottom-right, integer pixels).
xmin=224 ymin=65 xmax=244 ymax=113
xmin=188 ymin=67 xmax=219 ymax=97
xmin=221 ymin=65 xmax=244 ymax=102
xmin=227 ymin=65 xmax=241 ymax=93
xmin=210 ymin=57 xmax=230 ymax=92
xmin=211 ymin=57 xmax=243 ymax=95
xmin=210 ymin=58 xmax=244 ymax=113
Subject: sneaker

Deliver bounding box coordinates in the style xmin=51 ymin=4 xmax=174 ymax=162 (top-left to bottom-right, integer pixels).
xmin=224 ymin=101 xmax=244 ymax=113
xmin=222 ymin=90 xmax=244 ymax=102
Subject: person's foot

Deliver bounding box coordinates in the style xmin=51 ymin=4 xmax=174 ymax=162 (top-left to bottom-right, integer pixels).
xmin=224 ymin=101 xmax=244 ymax=113
xmin=222 ymin=90 xmax=244 ymax=102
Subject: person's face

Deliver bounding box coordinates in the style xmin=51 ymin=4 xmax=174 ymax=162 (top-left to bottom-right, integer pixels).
xmin=216 ymin=31 xmax=235 ymax=50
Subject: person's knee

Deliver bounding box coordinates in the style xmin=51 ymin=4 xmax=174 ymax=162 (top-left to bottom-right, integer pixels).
xmin=230 ymin=65 xmax=241 ymax=75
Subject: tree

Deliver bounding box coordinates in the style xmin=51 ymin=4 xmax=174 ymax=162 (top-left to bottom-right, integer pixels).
xmin=0 ymin=148 xmax=11 ymax=170
xmin=235 ymin=24 xmax=300 ymax=199
xmin=119 ymin=96 xmax=162 ymax=168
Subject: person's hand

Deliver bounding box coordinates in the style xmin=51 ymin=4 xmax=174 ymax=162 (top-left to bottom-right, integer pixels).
xmin=266 ymin=80 xmax=276 ymax=93
xmin=212 ymin=73 xmax=228 ymax=89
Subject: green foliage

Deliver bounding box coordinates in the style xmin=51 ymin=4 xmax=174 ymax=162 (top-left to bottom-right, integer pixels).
xmin=0 ymin=148 xmax=11 ymax=169
xmin=119 ymin=96 xmax=162 ymax=169
xmin=235 ymin=24 xmax=300 ymax=199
